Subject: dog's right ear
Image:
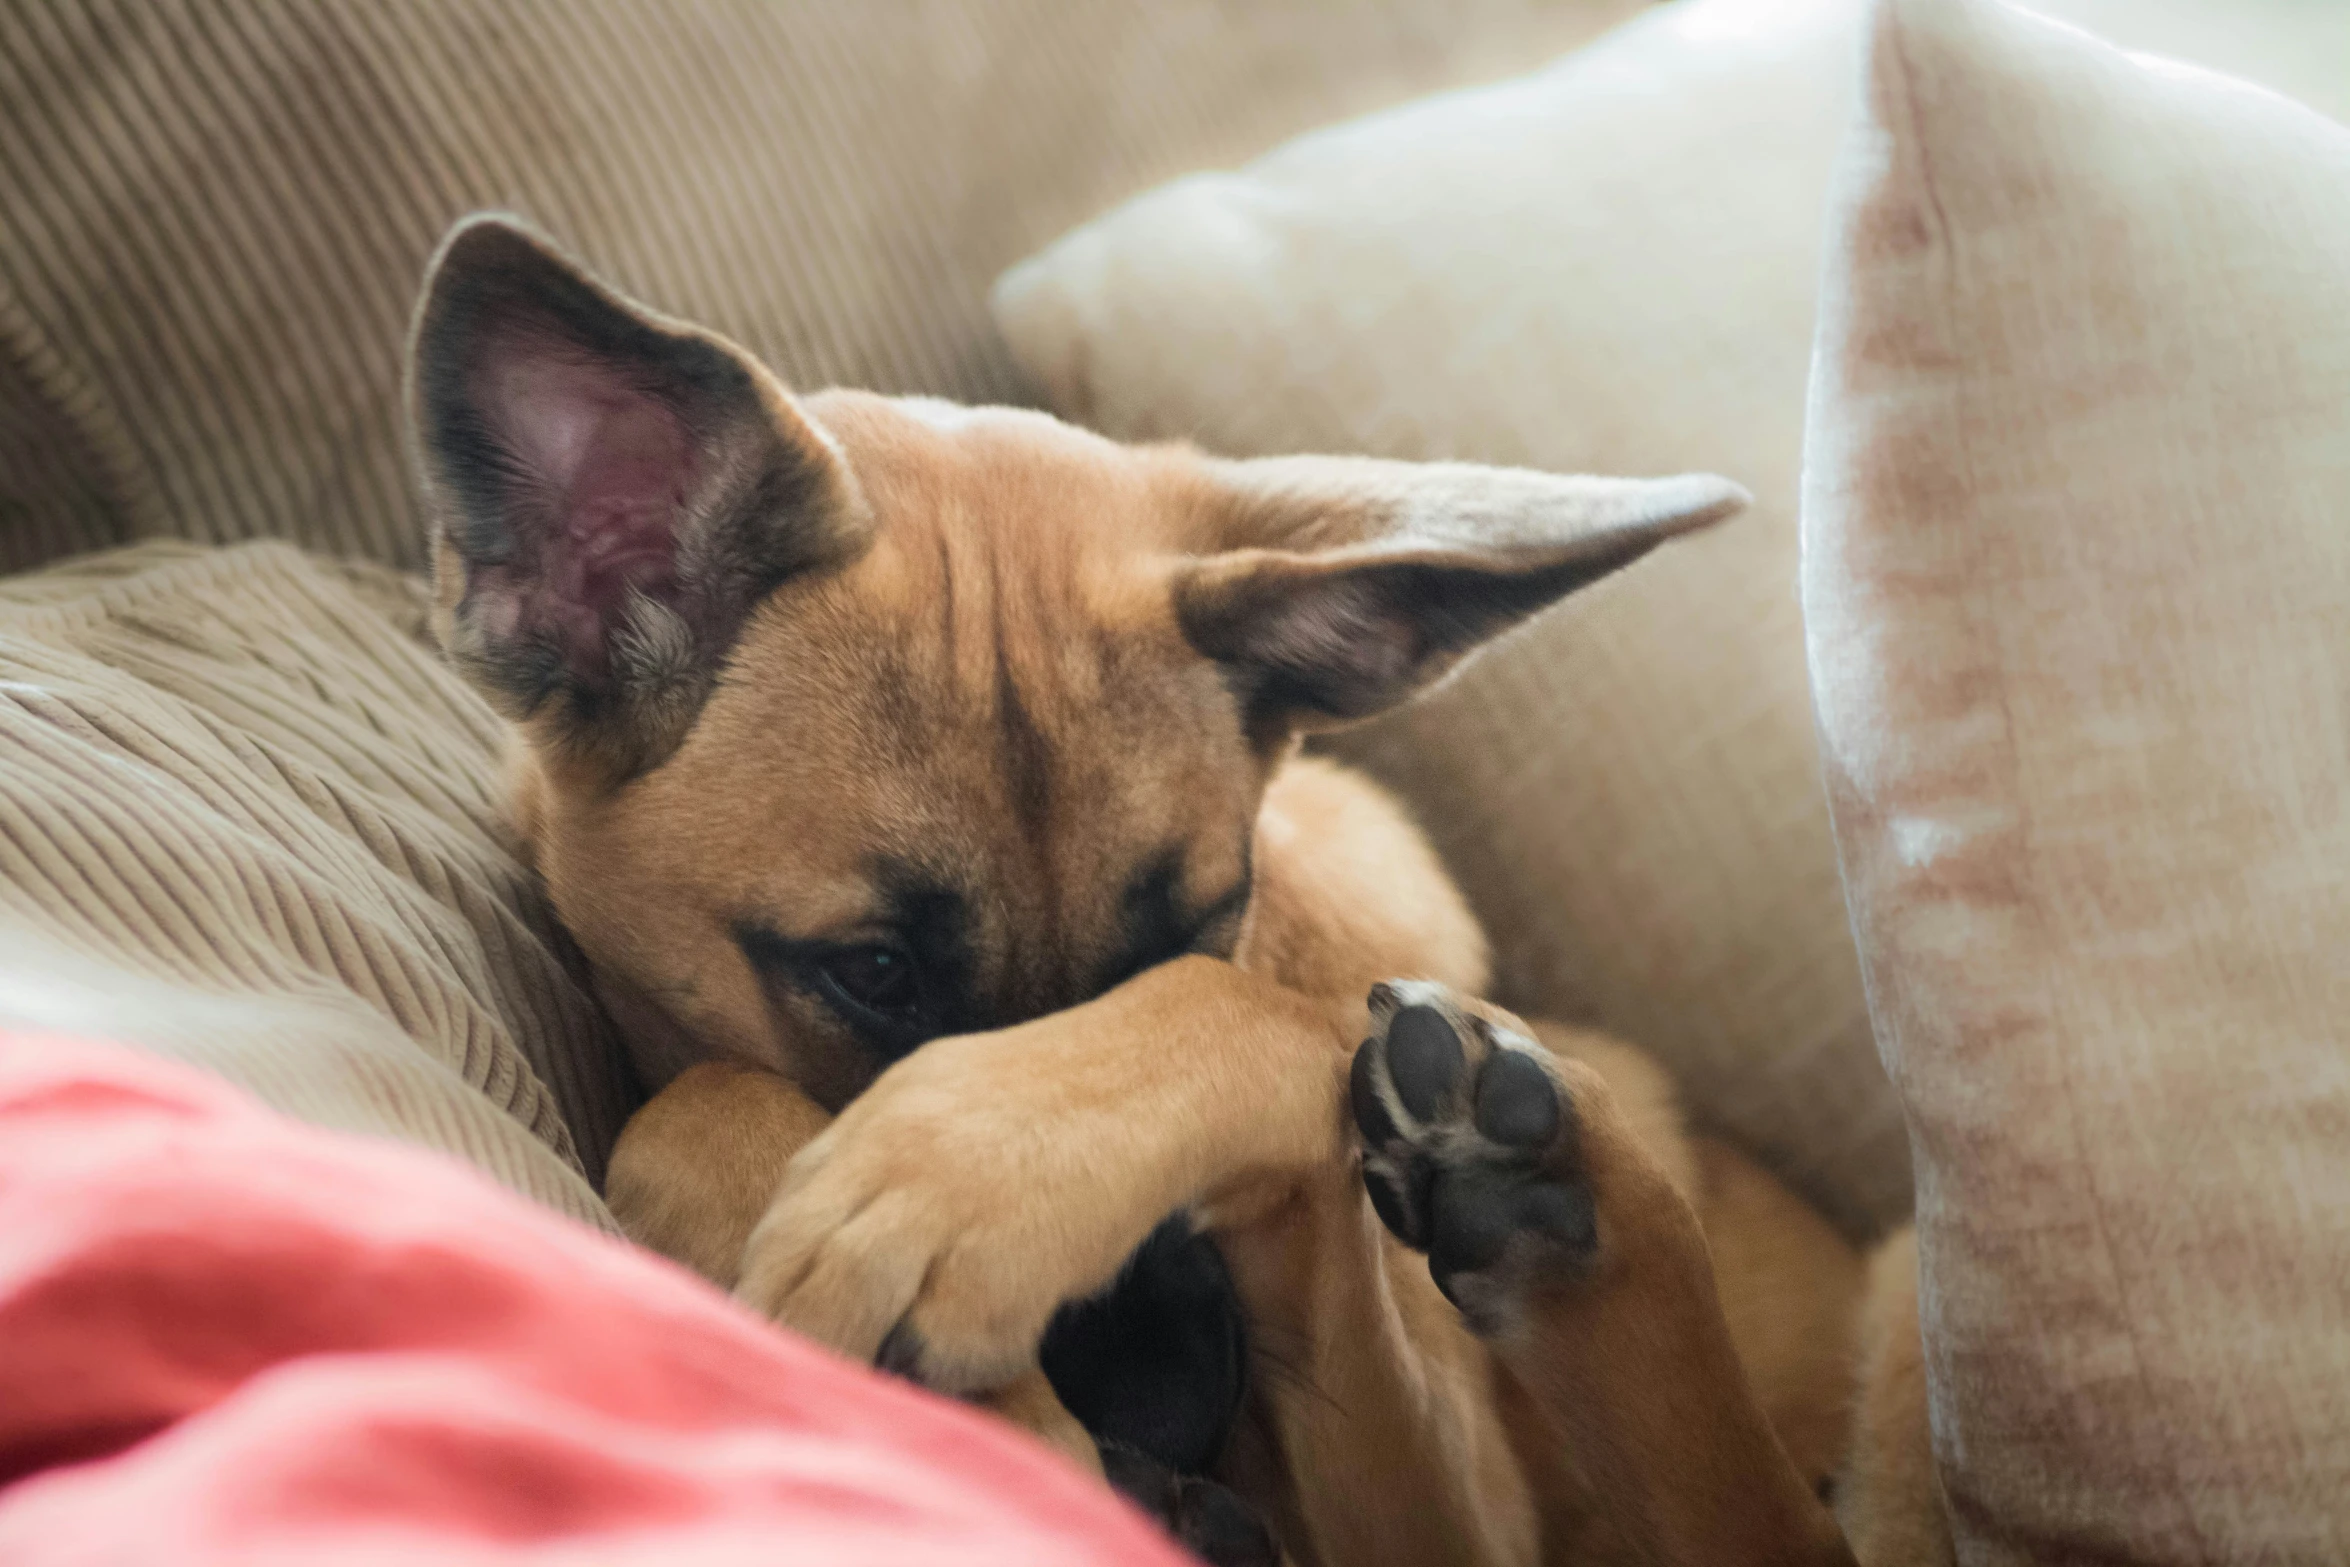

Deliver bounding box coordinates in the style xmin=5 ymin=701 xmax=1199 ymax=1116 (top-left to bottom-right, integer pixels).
xmin=1174 ymin=457 xmax=1744 ymax=744
xmin=406 ymin=214 xmax=867 ymax=783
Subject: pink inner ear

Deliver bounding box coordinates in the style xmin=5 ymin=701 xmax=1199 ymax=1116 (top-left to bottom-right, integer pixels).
xmin=475 ymin=334 xmax=695 ymax=673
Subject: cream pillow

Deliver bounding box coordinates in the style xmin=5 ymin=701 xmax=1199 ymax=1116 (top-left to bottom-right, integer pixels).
xmin=993 ymin=0 xmax=2347 ymax=1231
xmin=1806 ymin=0 xmax=2350 ymax=1557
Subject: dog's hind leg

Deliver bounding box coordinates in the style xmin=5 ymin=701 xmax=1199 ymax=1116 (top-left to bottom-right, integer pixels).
xmin=1213 ymin=1160 xmax=1544 ymax=1567
xmin=1352 ymin=982 xmax=1854 ymax=1567
xmin=1832 ymin=1229 xmax=1954 ymax=1567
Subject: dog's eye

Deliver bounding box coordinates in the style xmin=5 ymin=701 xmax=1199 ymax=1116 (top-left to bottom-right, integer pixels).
xmin=816 ymin=944 xmax=921 ymax=1022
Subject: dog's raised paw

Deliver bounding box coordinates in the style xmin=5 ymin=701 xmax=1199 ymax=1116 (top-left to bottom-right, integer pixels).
xmin=1352 ymin=982 xmax=1598 ymax=1334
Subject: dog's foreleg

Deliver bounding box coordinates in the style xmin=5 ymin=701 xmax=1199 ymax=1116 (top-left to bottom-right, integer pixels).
xmin=732 ymin=956 xmax=1365 ymax=1391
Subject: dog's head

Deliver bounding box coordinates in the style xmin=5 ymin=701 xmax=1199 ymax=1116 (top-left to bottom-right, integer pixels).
xmin=405 ymin=215 xmax=1744 ymax=1104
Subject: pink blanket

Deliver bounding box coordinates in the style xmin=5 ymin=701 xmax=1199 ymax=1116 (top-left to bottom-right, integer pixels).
xmin=0 ymin=1032 xmax=1186 ymax=1566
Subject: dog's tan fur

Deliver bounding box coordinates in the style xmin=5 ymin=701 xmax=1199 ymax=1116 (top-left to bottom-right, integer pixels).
xmin=409 ymin=216 xmax=1945 ymax=1566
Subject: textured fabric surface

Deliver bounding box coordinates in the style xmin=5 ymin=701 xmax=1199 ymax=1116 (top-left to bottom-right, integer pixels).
xmin=0 ymin=0 xmax=1639 ymax=578
xmin=0 ymin=541 xmax=632 ymax=1227
xmin=991 ymin=0 xmax=2349 ymax=1235
xmin=0 ymin=1030 xmax=1186 ymax=1566
xmin=1805 ymin=0 xmax=2350 ymax=1558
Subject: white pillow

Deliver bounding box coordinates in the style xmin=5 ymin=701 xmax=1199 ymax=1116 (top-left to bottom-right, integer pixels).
xmin=992 ymin=0 xmax=2346 ymax=1230
xmin=1806 ymin=0 xmax=2350 ymax=1553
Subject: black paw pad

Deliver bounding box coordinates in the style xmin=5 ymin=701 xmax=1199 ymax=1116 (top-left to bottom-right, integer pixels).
xmin=1349 ymin=1040 xmax=1400 ymax=1149
xmin=1428 ymin=1171 xmax=1599 ymax=1302
xmin=1361 ymin=1148 xmax=1435 ymax=1250
xmin=1385 ymin=1004 xmax=1464 ymax=1122
xmin=1473 ymin=1048 xmax=1561 ymax=1150
xmin=1427 ymin=1164 xmax=1525 ymax=1278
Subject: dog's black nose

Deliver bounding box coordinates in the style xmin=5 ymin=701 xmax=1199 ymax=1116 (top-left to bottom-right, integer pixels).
xmin=1038 ymin=1213 xmax=1247 ymax=1478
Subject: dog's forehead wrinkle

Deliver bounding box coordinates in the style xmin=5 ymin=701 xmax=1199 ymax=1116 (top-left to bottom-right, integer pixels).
xmin=668 ymin=391 xmax=1272 ymax=1023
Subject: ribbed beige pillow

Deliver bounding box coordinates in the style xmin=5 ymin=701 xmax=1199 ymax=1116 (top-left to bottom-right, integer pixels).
xmin=992 ymin=0 xmax=2349 ymax=1232
xmin=0 ymin=543 xmax=631 ymax=1228
xmin=1806 ymin=0 xmax=2350 ymax=1557
xmin=0 ymin=0 xmax=1638 ymax=579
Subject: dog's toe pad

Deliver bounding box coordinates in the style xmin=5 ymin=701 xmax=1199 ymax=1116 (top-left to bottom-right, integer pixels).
xmin=1429 ymin=1165 xmax=1523 ymax=1278
xmin=1473 ymin=1047 xmax=1559 ymax=1149
xmin=1386 ymin=1005 xmax=1464 ymax=1122
xmin=1350 ymin=1042 xmax=1401 ymax=1148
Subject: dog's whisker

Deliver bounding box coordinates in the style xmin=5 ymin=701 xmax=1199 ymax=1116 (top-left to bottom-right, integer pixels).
xmin=1241 ymin=1312 xmax=1349 ymax=1422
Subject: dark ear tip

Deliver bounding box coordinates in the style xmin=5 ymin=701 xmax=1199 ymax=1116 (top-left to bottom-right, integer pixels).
xmin=403 ymin=215 xmax=603 ymax=519
xmin=407 ymin=214 xmax=617 ymax=408
xmin=422 ymin=212 xmax=587 ymax=301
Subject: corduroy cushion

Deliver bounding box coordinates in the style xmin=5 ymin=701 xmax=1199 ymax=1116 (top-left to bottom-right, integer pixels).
xmin=1806 ymin=0 xmax=2350 ymax=1555
xmin=990 ymin=0 xmax=2349 ymax=1233
xmin=0 ymin=0 xmax=1639 ymax=578
xmin=0 ymin=541 xmax=631 ymax=1227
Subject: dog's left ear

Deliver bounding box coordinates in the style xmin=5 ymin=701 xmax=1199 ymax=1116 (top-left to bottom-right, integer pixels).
xmin=1174 ymin=456 xmax=1747 ymax=737
xmin=406 ymin=214 xmax=867 ymax=783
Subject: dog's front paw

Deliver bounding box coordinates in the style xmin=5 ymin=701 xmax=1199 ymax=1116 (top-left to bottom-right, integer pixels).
xmin=732 ymin=1080 xmax=1053 ymax=1391
xmin=1351 ymin=981 xmax=1601 ymax=1336
xmin=731 ymin=1031 xmax=1163 ymax=1395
